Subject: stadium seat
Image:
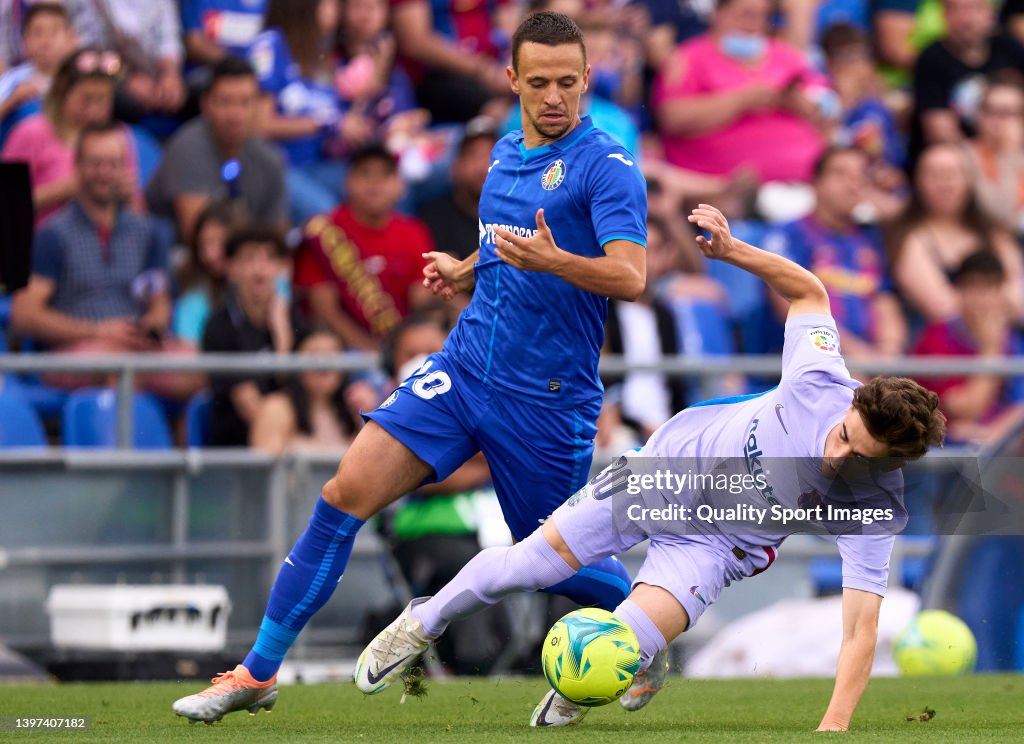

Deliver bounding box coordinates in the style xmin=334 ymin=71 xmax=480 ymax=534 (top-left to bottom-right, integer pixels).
xmin=62 ymin=388 xmax=173 ymax=449
xmin=185 ymin=391 xmax=213 ymax=447
xmin=0 ymin=388 xmax=48 ymax=447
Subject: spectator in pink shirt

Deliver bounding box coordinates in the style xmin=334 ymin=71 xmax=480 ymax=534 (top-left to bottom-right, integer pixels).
xmin=2 ymin=48 xmax=140 ymax=225
xmin=652 ymin=0 xmax=833 ymax=183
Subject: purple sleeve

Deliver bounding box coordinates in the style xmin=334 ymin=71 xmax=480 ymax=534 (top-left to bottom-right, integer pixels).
xmin=835 ymin=534 xmax=894 ymax=596
xmin=781 ymin=313 xmax=851 ymax=383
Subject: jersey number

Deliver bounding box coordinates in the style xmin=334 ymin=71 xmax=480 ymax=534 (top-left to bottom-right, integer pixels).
xmin=411 ymin=362 xmax=453 ymax=400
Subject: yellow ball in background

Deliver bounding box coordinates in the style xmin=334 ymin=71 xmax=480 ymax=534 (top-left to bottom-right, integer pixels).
xmin=894 ymin=609 xmax=978 ymax=676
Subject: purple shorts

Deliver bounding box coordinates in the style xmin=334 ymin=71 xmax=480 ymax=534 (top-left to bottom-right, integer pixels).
xmin=551 ymin=479 xmax=752 ymax=630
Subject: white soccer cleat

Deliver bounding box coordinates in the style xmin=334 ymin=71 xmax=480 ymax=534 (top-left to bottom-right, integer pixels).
xmin=619 ymin=646 xmax=669 ymax=712
xmin=530 ymin=689 xmax=587 ymax=727
xmin=354 ymin=598 xmax=433 ymax=694
xmin=172 ymin=665 xmax=277 ymax=724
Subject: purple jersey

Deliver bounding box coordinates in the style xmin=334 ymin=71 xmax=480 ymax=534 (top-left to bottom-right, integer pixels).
xmin=639 ymin=312 xmax=901 ymax=596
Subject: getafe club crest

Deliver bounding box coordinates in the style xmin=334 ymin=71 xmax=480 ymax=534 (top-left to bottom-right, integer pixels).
xmin=541 ymin=159 xmax=566 ymax=190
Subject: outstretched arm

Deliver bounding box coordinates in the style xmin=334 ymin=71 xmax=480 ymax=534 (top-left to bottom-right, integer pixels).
xmin=688 ymin=204 xmax=830 ymax=319
xmin=817 ymin=588 xmax=882 ymax=731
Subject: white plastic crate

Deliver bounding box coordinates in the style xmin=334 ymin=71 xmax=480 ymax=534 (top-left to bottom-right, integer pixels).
xmin=46 ymin=585 xmax=231 ymax=652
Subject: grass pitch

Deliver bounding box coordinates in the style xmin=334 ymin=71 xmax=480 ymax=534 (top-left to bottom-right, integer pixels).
xmin=2 ymin=674 xmax=1021 ymax=742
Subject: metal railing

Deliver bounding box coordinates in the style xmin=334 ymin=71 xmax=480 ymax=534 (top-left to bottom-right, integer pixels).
xmin=4 ymin=351 xmax=1024 ymax=446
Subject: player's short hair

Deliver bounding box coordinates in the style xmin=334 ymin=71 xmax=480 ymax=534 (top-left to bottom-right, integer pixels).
xmin=952 ymin=249 xmax=1006 ymax=285
xmin=512 ymin=11 xmax=586 ymax=72
xmin=206 ymin=56 xmax=257 ymax=93
xmin=225 ymin=223 xmax=289 ymax=261
xmin=852 ymin=377 xmax=946 ymax=460
xmin=23 ymin=2 xmax=68 ymax=31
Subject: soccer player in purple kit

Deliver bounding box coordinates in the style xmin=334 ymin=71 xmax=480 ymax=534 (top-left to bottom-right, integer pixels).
xmin=358 ymin=204 xmax=947 ymax=730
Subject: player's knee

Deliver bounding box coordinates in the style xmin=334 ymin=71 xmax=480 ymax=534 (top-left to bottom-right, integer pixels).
xmin=321 ymin=470 xmax=372 ymax=517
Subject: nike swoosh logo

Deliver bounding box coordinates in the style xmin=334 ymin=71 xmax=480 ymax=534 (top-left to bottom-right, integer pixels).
xmin=365 ymin=656 xmax=411 ymax=686
xmin=775 ymin=403 xmax=789 ymax=435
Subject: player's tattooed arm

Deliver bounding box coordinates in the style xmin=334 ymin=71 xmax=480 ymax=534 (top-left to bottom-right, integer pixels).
xmin=688 ymin=204 xmax=830 ymax=320
xmin=494 ymin=209 xmax=646 ymax=301
xmin=422 ymin=250 xmax=478 ymax=300
xmin=816 ymin=588 xmax=883 ymax=731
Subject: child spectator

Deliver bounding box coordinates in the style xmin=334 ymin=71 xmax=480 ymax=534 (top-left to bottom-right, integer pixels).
xmin=0 ymin=2 xmax=76 ymax=145
xmin=2 ymin=48 xmax=141 ymax=225
xmin=174 ymin=201 xmax=239 ymax=346
xmin=202 ymin=223 xmax=308 ymax=447
xmin=913 ymin=250 xmax=1024 ymax=445
xmin=821 ymin=23 xmax=906 ymax=201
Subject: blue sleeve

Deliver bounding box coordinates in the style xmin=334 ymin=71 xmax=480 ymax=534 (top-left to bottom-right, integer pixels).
xmin=173 ymin=290 xmax=212 ymax=345
xmin=180 ymin=0 xmax=203 ymax=32
xmin=247 ymin=31 xmax=285 ymax=94
xmin=586 ymin=148 xmax=647 ymax=248
xmin=31 ymin=225 xmax=64 ymax=282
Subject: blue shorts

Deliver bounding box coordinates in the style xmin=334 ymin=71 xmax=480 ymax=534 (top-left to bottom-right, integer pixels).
xmin=364 ymin=350 xmax=601 ymax=540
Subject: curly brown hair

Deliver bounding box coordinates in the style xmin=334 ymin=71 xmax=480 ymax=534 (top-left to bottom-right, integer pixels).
xmin=852 ymin=377 xmax=946 ymax=460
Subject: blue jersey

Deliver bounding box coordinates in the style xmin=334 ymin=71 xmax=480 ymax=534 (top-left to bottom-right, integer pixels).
xmin=180 ymin=0 xmax=266 ymax=58
xmin=247 ymin=29 xmax=340 ymax=165
xmin=445 ymin=116 xmax=647 ymax=408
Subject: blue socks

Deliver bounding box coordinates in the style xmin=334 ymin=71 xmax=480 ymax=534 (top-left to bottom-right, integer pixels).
xmin=243 ymin=496 xmax=364 ymax=681
xmin=541 ymin=556 xmax=631 ymax=611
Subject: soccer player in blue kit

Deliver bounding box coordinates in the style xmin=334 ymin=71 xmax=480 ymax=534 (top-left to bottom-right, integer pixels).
xmin=173 ymin=11 xmax=648 ymax=723
xmin=357 ymin=204 xmax=948 ymax=730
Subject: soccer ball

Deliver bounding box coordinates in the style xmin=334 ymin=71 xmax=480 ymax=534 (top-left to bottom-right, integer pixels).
xmin=541 ymin=607 xmax=642 ymax=706
xmin=893 ymin=610 xmax=977 ymax=675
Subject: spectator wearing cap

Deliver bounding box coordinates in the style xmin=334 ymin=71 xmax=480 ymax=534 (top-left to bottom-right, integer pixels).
xmin=146 ymin=56 xmax=287 ymax=241
xmin=293 ymin=144 xmax=435 ymax=352
xmin=9 ymin=121 xmax=201 ymax=398
xmin=3 ymin=47 xmax=141 ymax=225
xmin=65 ymin=0 xmax=186 ymax=119
xmin=202 ymin=223 xmax=308 ymax=447
xmin=416 ymin=118 xmax=497 ymax=262
xmin=0 ymin=2 xmax=77 ymax=144
xmin=913 ymin=249 xmax=1024 ymax=445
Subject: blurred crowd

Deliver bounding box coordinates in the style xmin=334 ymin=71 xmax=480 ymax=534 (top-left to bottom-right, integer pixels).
xmin=2 ymin=0 xmax=1024 ymax=457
